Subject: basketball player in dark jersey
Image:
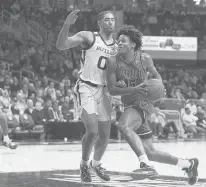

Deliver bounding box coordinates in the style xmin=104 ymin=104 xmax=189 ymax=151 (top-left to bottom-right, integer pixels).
xmin=106 ymin=25 xmax=199 ymax=185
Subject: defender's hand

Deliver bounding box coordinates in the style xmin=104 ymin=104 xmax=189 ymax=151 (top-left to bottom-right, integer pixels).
xmin=65 ymin=9 xmax=80 ymax=26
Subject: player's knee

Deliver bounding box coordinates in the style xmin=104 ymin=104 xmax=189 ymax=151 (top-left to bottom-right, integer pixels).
xmin=116 ymin=124 xmax=130 ymax=134
xmin=0 ymin=114 xmax=7 ymax=125
xmin=86 ymin=131 xmax=98 ymax=139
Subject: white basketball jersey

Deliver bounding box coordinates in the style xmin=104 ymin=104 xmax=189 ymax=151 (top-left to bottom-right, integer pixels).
xmin=79 ymin=32 xmax=117 ymax=85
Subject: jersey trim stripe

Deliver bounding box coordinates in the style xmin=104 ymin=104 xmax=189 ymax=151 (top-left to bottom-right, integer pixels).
xmin=97 ymin=32 xmax=116 ymax=46
xmin=80 ymin=50 xmax=86 ymax=66
xmin=140 ymin=53 xmax=147 ymax=74
xmin=75 ymin=81 xmax=81 ymax=106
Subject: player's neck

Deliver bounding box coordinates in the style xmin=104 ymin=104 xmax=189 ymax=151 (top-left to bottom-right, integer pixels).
xmin=99 ymin=31 xmax=113 ymax=41
xmin=120 ymin=50 xmax=136 ymax=63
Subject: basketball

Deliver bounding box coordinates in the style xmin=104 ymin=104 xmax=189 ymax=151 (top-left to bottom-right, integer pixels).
xmin=143 ymin=79 xmax=165 ymax=102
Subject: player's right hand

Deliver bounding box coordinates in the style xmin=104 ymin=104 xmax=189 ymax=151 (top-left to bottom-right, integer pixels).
xmin=65 ymin=9 xmax=80 ymax=26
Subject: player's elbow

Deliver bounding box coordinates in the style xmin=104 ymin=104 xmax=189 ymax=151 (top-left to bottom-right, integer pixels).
xmin=56 ymin=39 xmax=69 ymax=50
xmin=56 ymin=42 xmax=65 ymax=50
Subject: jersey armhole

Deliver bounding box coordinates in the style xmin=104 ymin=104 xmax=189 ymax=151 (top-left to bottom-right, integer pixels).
xmin=140 ymin=52 xmax=147 ymax=74
xmin=82 ymin=32 xmax=96 ymax=50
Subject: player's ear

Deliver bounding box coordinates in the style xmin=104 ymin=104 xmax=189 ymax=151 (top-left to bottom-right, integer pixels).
xmin=132 ymin=42 xmax=136 ymax=49
xmin=98 ymin=21 xmax=102 ymax=29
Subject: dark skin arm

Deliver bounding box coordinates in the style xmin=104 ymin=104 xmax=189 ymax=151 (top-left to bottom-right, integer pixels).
xmin=143 ymin=53 xmax=162 ymax=81
xmin=56 ymin=10 xmax=93 ymax=50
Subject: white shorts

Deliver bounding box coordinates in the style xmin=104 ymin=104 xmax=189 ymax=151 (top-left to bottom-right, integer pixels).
xmin=74 ymin=81 xmax=112 ymax=121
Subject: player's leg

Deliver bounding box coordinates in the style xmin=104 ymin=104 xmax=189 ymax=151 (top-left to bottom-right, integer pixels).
xmin=116 ymin=107 xmax=153 ymax=169
xmin=90 ymin=93 xmax=112 ymax=181
xmin=81 ymin=109 xmax=98 ymax=163
xmin=0 ymin=111 xmax=17 ymax=149
xmin=142 ymin=137 xmax=199 ymax=185
xmin=75 ymin=83 xmax=99 ymax=182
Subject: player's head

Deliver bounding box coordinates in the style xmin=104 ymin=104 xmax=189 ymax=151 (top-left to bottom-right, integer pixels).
xmin=117 ymin=25 xmax=142 ymax=54
xmin=98 ymin=11 xmax=115 ymax=34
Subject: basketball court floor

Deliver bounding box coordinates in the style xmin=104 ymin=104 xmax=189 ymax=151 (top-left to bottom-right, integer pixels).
xmin=0 ymin=140 xmax=205 ymax=187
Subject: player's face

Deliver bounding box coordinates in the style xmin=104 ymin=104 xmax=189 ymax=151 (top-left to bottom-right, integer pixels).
xmin=99 ymin=13 xmax=115 ymax=33
xmin=117 ymin=34 xmax=135 ymax=54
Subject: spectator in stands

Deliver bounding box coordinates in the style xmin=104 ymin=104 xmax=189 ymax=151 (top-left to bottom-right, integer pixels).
xmin=31 ymin=101 xmax=45 ymax=127
xmin=10 ymin=76 xmax=20 ymax=98
xmin=34 ymin=89 xmax=44 ymax=104
xmin=0 ymin=75 xmax=11 ymax=94
xmin=196 ymin=106 xmax=206 ymax=130
xmin=42 ymin=98 xmax=52 ymax=121
xmin=185 ymin=100 xmax=197 ymax=115
xmin=44 ymin=82 xmax=56 ymax=100
xmin=24 ymin=99 xmax=34 ymax=115
xmin=19 ymin=83 xmax=29 ymax=99
xmin=49 ymin=101 xmax=63 ymax=122
xmin=173 ymin=88 xmax=185 ymax=100
xmin=14 ymin=92 xmax=27 ymax=114
xmin=182 ymin=106 xmax=206 ymax=136
xmin=148 ymin=110 xmax=166 ymax=139
xmin=61 ymin=97 xmax=73 ymax=121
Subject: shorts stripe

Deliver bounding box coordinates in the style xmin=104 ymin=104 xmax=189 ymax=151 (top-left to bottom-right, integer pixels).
xmin=75 ymin=81 xmax=81 ymax=106
xmin=137 ymin=131 xmax=152 ymax=136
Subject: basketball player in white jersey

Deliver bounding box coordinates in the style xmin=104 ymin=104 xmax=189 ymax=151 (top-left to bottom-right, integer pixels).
xmin=56 ymin=10 xmax=118 ymax=182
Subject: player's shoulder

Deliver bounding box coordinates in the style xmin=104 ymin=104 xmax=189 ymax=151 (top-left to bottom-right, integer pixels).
xmin=141 ymin=52 xmax=152 ymax=61
xmin=77 ymin=31 xmax=94 ymax=44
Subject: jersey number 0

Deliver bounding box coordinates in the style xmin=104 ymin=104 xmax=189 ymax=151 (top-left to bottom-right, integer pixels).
xmin=97 ymin=56 xmax=107 ymax=70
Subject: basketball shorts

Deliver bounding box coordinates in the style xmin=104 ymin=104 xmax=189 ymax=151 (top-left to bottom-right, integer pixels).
xmin=125 ymin=100 xmax=155 ymax=139
xmin=74 ymin=79 xmax=112 ymax=121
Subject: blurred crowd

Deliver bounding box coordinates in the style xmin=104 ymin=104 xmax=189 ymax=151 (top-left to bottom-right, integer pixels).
xmin=0 ymin=0 xmax=206 ymax=138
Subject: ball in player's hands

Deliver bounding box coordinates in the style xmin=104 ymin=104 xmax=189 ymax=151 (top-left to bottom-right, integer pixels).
xmin=116 ymin=80 xmax=127 ymax=88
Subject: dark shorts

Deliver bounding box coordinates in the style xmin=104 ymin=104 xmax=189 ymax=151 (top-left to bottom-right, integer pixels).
xmin=125 ymin=105 xmax=153 ymax=139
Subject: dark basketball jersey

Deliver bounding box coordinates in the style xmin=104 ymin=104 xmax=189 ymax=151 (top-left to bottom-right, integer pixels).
xmin=115 ymin=52 xmax=147 ymax=106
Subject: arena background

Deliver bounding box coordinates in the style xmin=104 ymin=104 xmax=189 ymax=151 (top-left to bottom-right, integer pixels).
xmin=0 ymin=0 xmax=206 ymax=186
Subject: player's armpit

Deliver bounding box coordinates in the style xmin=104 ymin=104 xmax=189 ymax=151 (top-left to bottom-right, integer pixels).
xmin=144 ymin=53 xmax=162 ymax=81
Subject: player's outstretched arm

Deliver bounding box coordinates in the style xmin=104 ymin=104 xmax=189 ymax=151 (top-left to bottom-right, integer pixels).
xmin=144 ymin=53 xmax=162 ymax=81
xmin=56 ymin=10 xmax=92 ymax=50
xmin=106 ymin=57 xmax=145 ymax=96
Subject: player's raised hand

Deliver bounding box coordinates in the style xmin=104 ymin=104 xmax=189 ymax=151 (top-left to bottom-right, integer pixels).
xmin=64 ymin=9 xmax=80 ymax=26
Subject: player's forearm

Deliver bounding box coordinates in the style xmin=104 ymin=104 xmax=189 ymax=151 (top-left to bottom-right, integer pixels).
xmin=56 ymin=24 xmax=71 ymax=50
xmin=108 ymin=86 xmax=135 ymax=96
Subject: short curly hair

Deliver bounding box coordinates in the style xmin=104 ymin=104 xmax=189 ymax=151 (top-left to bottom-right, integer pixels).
xmin=116 ymin=25 xmax=143 ymax=51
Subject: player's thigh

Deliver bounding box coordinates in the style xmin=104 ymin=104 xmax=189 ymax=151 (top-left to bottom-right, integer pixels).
xmin=76 ymin=83 xmax=99 ymax=133
xmin=97 ymin=94 xmax=112 ymax=122
xmin=81 ymin=109 xmax=98 ymax=133
xmin=0 ymin=110 xmax=7 ymax=124
xmin=117 ymin=107 xmax=142 ymax=130
xmin=97 ymin=95 xmax=112 ymax=137
xmin=135 ymin=123 xmax=153 ymax=140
